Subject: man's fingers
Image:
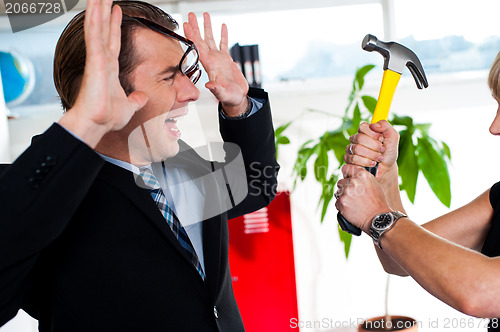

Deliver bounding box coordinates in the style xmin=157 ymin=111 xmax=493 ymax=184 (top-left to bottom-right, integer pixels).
xmin=203 ymin=12 xmax=217 ymax=49
xmin=220 ymin=23 xmax=228 ymax=53
xmin=205 ymin=81 xmax=220 ymax=93
xmin=206 ymin=81 xmax=232 ymax=102
xmin=108 ymin=5 xmax=122 ymax=57
xmin=100 ymin=0 xmax=113 ymax=46
xmin=187 ymin=12 xmax=201 ymax=39
xmin=84 ymin=0 xmax=102 ymax=63
xmin=183 ymin=22 xmax=194 ymax=41
xmin=184 ymin=14 xmax=210 ymax=56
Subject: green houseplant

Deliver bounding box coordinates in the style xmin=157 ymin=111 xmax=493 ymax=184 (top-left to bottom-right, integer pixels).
xmin=275 ymin=64 xmax=452 ymax=331
xmin=276 ymin=64 xmax=452 ymax=258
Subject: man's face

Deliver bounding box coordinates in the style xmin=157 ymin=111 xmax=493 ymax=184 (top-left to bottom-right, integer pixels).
xmin=126 ymin=27 xmax=200 ymax=165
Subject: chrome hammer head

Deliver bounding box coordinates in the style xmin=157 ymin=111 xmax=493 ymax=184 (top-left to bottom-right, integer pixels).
xmin=362 ymin=34 xmax=428 ymax=89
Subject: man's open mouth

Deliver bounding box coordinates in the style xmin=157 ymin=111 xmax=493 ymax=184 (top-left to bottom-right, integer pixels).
xmin=165 ymin=116 xmax=185 ymax=123
xmin=164 ymin=107 xmax=189 ymax=137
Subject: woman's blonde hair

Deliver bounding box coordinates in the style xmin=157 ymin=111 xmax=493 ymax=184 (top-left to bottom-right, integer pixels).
xmin=488 ymin=51 xmax=500 ymax=100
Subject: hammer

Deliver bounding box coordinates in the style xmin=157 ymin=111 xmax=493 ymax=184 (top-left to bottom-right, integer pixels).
xmin=337 ymin=34 xmax=429 ymax=236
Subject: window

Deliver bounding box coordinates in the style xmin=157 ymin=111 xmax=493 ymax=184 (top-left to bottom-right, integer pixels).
xmin=210 ymin=4 xmax=384 ymax=83
xmin=394 ymin=0 xmax=500 ymax=73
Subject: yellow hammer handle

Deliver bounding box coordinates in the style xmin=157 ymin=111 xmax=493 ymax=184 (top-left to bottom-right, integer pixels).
xmin=370 ymin=69 xmax=402 ymax=124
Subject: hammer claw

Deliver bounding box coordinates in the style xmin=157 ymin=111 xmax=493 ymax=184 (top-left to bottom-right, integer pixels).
xmin=407 ymin=61 xmax=429 ymax=89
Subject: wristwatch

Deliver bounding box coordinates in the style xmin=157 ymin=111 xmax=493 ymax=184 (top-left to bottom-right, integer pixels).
xmin=370 ymin=211 xmax=407 ymax=249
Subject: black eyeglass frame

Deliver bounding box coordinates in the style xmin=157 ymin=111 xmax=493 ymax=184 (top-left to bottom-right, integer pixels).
xmin=129 ymin=16 xmax=202 ymax=84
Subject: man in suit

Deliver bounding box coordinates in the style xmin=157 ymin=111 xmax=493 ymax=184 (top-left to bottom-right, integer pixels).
xmin=0 ymin=0 xmax=278 ymax=331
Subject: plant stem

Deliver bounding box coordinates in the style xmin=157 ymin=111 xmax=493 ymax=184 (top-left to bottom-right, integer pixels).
xmin=384 ymin=274 xmax=391 ymax=330
xmin=305 ymin=108 xmax=344 ymax=118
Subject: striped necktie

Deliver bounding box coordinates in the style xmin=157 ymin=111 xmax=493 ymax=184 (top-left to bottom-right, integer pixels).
xmin=139 ymin=167 xmax=205 ymax=280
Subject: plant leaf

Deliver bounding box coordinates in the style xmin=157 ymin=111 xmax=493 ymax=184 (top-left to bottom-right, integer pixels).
xmin=355 ymin=64 xmax=376 ymax=90
xmin=314 ymin=145 xmax=329 ymax=182
xmin=320 ymin=174 xmax=338 ymax=222
xmin=397 ymin=129 xmax=419 ymax=203
xmin=391 ymin=114 xmax=413 ymax=127
xmin=298 ymin=165 xmax=307 ymax=181
xmin=293 ymin=142 xmax=316 ymax=182
xmin=275 ymin=122 xmax=293 ymax=159
xmin=277 ymin=136 xmax=291 ymax=145
xmin=415 ymin=123 xmax=432 ymax=133
xmin=338 ymin=225 xmax=353 ymax=258
xmin=320 ymin=175 xmax=338 ymax=222
xmin=347 ymin=104 xmax=362 ymax=136
xmin=320 ymin=194 xmax=333 ymax=222
xmin=325 ymin=131 xmax=350 ymax=165
xmin=275 ymin=121 xmax=292 ymax=136
xmin=352 ymin=104 xmax=361 ymax=129
xmin=416 ymin=137 xmax=452 ymax=207
xmin=361 ymin=95 xmax=377 ymax=114
xmin=442 ymin=142 xmax=451 ymax=160
xmin=345 ymin=91 xmax=356 ymax=116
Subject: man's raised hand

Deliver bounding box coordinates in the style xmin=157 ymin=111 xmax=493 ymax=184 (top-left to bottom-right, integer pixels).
xmin=59 ymin=0 xmax=148 ymax=148
xmin=183 ymin=12 xmax=249 ymax=117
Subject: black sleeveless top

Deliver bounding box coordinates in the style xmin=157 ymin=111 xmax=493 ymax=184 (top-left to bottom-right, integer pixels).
xmin=481 ymin=182 xmax=500 ymax=331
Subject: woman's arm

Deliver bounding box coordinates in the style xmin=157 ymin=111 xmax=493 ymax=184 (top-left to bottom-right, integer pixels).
xmin=343 ymin=121 xmax=495 ymax=278
xmin=381 ymin=215 xmax=500 ymax=318
xmin=375 ymin=188 xmax=493 ymax=276
xmin=336 ymin=164 xmax=500 ymax=317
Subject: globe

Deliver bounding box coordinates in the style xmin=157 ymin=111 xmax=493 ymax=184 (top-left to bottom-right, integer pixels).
xmin=0 ymin=50 xmax=35 ymax=107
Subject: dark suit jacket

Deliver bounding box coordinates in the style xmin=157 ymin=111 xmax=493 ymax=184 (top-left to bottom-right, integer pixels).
xmin=0 ymin=88 xmax=278 ymax=331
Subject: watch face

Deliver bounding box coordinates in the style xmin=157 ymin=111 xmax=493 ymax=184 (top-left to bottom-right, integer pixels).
xmin=372 ymin=213 xmax=394 ymax=230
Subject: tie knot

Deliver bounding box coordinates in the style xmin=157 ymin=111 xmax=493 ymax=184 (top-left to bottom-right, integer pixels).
xmin=139 ymin=167 xmax=161 ymax=190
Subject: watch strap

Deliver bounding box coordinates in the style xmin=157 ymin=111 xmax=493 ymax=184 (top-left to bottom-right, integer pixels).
xmin=371 ymin=211 xmax=407 ymax=249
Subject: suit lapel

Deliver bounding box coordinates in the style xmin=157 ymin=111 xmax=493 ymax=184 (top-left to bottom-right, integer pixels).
xmin=202 ymin=213 xmax=223 ymax=301
xmin=98 ymin=143 xmax=226 ymax=293
xmin=200 ymin=163 xmax=225 ymax=301
xmin=97 ymin=162 xmax=204 ymax=281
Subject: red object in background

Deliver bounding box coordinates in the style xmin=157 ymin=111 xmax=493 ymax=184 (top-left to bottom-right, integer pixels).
xmin=228 ymin=191 xmax=299 ymax=331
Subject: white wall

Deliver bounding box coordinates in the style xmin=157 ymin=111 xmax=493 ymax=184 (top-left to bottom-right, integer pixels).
xmin=2 ymin=70 xmax=498 ymax=331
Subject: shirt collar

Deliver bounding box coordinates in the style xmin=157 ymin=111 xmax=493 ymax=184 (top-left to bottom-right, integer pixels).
xmin=98 ymin=153 xmax=144 ymax=175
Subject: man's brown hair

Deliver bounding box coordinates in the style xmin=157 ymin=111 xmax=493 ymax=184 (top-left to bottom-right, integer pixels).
xmin=53 ymin=0 xmax=178 ymax=111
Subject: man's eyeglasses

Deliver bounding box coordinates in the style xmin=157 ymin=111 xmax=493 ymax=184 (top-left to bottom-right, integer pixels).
xmin=131 ymin=16 xmax=202 ymax=84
